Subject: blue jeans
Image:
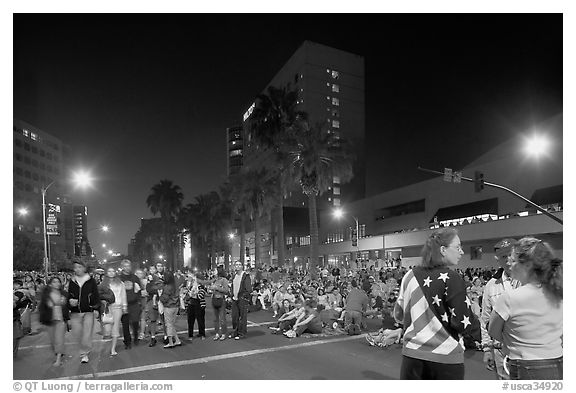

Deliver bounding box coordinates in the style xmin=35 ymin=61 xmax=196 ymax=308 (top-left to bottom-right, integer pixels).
xmin=213 ymin=304 xmax=227 ymax=336
xmin=508 ymin=357 xmax=563 ymax=380
xmin=231 ymin=298 xmax=249 ymax=337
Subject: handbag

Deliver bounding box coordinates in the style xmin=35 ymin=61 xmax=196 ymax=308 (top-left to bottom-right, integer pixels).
xmin=101 ymin=304 xmax=114 ymax=325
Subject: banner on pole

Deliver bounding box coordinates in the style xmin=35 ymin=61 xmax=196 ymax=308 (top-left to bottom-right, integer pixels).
xmin=46 ymin=203 xmax=61 ymax=236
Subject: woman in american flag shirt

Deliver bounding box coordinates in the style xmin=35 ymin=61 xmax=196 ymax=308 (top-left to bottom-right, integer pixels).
xmin=393 ymin=228 xmax=481 ymax=379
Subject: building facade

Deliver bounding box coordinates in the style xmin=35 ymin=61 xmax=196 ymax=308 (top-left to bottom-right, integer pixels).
xmin=13 ymin=119 xmax=75 ymax=258
xmin=226 ymin=125 xmax=244 ymax=176
xmin=286 ymin=124 xmax=563 ymax=270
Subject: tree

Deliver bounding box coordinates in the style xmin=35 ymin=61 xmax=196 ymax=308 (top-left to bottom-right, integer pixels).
xmin=249 ymin=85 xmax=307 ymax=267
xmin=146 ymin=180 xmax=184 ymax=271
xmin=13 ymin=229 xmax=44 ymax=271
xmin=290 ymin=123 xmax=355 ymax=277
xmin=232 ymin=168 xmax=278 ymax=268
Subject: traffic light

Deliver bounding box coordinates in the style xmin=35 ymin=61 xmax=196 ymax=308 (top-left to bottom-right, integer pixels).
xmin=351 ymin=228 xmax=358 ymax=247
xmin=474 ymin=171 xmax=485 ymax=192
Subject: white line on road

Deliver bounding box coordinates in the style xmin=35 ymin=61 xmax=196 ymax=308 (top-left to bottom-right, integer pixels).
xmin=19 ymin=321 xmax=276 ymax=351
xmin=54 ymin=334 xmax=366 ymax=380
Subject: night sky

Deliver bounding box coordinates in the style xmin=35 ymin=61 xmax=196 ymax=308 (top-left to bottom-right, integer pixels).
xmin=13 ymin=14 xmax=562 ymax=255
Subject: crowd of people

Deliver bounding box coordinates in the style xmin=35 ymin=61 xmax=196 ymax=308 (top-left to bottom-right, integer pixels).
xmin=14 ymin=229 xmax=562 ymax=380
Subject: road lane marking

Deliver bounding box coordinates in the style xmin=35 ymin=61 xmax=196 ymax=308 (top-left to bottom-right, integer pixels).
xmin=19 ymin=321 xmax=276 ymax=351
xmin=54 ymin=334 xmax=366 ymax=380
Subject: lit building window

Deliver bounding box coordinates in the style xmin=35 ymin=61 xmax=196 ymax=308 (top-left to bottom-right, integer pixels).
xmin=332 ymin=97 xmax=339 ymax=106
xmin=229 ymin=149 xmax=242 ymax=157
xmin=333 ymin=187 xmax=340 ymax=195
xmin=332 ymin=120 xmax=340 ymax=128
xmin=326 ymin=68 xmax=330 ymax=73
xmin=23 ymin=129 xmax=29 ymax=137
xmin=31 ymin=132 xmax=37 ymax=141
xmin=326 ymin=82 xmax=330 ymax=87
xmin=331 ymin=70 xmax=339 ymax=79
xmin=333 ymin=176 xmax=340 ymax=184
xmin=328 ymin=197 xmax=332 ymax=201
xmin=333 ymin=198 xmax=341 ymax=206
xmin=326 ymin=96 xmax=330 ymax=100
xmin=332 ymin=84 xmax=340 ymax=93
xmin=331 ymin=109 xmax=339 ymax=117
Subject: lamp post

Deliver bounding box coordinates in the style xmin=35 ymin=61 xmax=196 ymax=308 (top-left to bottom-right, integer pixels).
xmin=41 ymin=170 xmax=94 ymax=275
xmin=333 ymin=208 xmax=360 ymax=267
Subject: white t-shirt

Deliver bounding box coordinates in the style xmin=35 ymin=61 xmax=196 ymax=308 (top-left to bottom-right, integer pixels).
xmin=494 ymin=283 xmax=563 ymax=360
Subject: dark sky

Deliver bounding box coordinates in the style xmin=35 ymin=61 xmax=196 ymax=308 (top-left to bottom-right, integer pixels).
xmin=13 ymin=14 xmax=562 ymax=255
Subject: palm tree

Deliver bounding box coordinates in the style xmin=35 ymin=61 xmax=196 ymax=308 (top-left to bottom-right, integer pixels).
xmin=233 ymin=167 xmax=278 ymax=268
xmin=146 ymin=180 xmax=184 ymax=271
xmin=249 ymin=85 xmax=307 ymax=267
xmin=290 ymin=123 xmax=355 ymax=276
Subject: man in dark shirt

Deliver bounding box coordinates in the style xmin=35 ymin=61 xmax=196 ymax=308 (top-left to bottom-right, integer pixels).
xmin=120 ymin=260 xmax=141 ymax=349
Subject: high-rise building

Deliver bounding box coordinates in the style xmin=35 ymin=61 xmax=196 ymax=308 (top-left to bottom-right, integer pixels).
xmin=13 ymin=119 xmax=75 ymax=257
xmin=226 ymin=125 xmax=244 ymax=176
xmin=233 ymin=41 xmax=366 ymax=265
xmin=242 ymin=40 xmax=366 ymax=208
xmin=73 ymin=205 xmax=92 ymax=257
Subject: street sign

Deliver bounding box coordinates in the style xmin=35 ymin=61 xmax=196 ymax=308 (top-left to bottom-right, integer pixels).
xmin=453 ymin=171 xmax=462 ymax=183
xmin=46 ymin=203 xmax=61 ymax=236
xmin=443 ymin=168 xmax=453 ymax=182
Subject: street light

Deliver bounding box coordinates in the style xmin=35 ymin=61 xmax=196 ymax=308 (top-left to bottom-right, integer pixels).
xmin=17 ymin=207 xmax=29 ymax=216
xmin=72 ymin=170 xmax=94 ymax=189
xmin=228 ymin=233 xmax=235 ymax=240
xmin=102 ymin=243 xmax=106 ymax=248
xmin=102 ymin=225 xmax=109 ymax=232
xmin=333 ymin=207 xmax=360 ymax=263
xmin=523 ymin=134 xmax=551 ymax=159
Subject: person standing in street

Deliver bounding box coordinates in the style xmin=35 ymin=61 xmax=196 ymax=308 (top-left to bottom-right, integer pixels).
xmin=68 ymin=260 xmax=100 ymax=364
xmin=394 ymin=228 xmax=481 ymax=379
xmin=185 ymin=272 xmax=207 ymax=341
xmin=119 ymin=259 xmax=142 ymax=349
xmin=145 ymin=265 xmax=163 ymax=347
xmin=210 ymin=265 xmax=229 ymax=341
xmin=489 ymin=238 xmax=563 ymax=380
xmin=39 ymin=276 xmax=70 ymax=366
xmin=159 ymin=272 xmax=182 ymax=348
xmin=481 ymin=238 xmax=520 ymax=380
xmin=230 ymin=260 xmax=252 ymax=340
xmin=101 ymin=267 xmax=127 ymax=356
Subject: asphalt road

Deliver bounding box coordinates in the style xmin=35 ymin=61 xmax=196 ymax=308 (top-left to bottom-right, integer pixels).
xmin=14 ymin=304 xmax=496 ymax=380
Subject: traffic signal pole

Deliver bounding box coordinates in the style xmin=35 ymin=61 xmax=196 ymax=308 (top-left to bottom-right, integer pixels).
xmin=417 ymin=166 xmax=563 ymax=225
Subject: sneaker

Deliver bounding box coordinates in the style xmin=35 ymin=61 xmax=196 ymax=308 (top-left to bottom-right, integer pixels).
xmin=213 ymin=334 xmax=220 ymax=341
xmin=228 ymin=334 xmax=234 ymax=339
xmin=219 ymin=335 xmax=226 ymax=341
xmin=163 ymin=337 xmax=169 ymax=345
xmin=234 ymin=336 xmax=240 ymax=340
xmin=80 ymin=355 xmax=89 ymax=364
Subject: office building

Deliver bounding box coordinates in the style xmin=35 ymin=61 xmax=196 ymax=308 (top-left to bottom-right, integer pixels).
xmin=226 ymin=125 xmax=244 ymax=176
xmin=73 ymin=205 xmax=92 ymax=257
xmin=13 ymin=119 xmax=75 ymax=257
xmin=234 ymin=41 xmax=366 ymax=266
xmin=242 ymin=40 xmax=366 ymax=208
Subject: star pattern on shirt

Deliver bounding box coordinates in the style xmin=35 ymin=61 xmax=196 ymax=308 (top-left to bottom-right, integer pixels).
xmin=423 ymin=276 xmax=432 ymax=287
xmin=441 ymin=312 xmax=449 ymax=323
xmin=449 ymin=307 xmax=456 ymax=317
xmin=432 ymin=294 xmax=442 ymax=307
xmin=438 ymin=272 xmax=449 ymax=282
xmin=461 ymin=315 xmax=471 ymax=329
xmin=465 ymin=296 xmax=472 ymax=308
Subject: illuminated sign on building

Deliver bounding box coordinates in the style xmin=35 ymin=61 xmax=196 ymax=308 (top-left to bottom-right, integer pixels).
xmin=243 ymin=102 xmax=255 ymax=122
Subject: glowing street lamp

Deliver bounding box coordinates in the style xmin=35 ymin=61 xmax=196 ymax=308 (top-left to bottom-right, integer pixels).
xmin=523 ymin=134 xmax=551 ymax=159
xmin=101 ymin=225 xmax=109 ymax=232
xmin=102 ymin=243 xmax=106 ymax=248
xmin=17 ymin=207 xmax=29 ymax=216
xmin=42 ymin=171 xmax=94 ymax=275
xmin=228 ymin=233 xmax=235 ymax=240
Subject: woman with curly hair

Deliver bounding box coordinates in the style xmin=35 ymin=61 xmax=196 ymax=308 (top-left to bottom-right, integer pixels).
xmin=489 ymin=238 xmax=563 ymax=380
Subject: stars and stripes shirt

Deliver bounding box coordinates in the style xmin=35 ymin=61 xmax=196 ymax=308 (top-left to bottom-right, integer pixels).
xmin=397 ymin=266 xmax=482 ymax=364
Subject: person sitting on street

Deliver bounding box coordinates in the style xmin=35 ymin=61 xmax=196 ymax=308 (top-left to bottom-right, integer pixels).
xmin=269 ymin=298 xmax=305 ymax=334
xmin=284 ymin=299 xmax=323 ymax=338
